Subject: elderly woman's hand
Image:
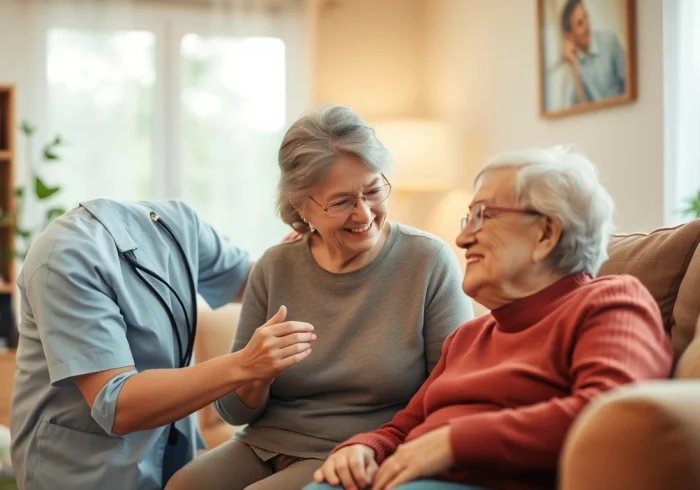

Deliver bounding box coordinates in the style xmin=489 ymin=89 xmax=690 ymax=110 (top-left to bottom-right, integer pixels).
xmin=372 ymin=426 xmax=454 ymax=490
xmin=313 ymin=444 xmax=378 ymax=490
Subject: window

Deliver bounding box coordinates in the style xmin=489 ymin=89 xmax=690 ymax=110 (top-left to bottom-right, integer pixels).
xmin=664 ymin=0 xmax=700 ymax=225
xmin=41 ymin=4 xmax=307 ymax=257
xmin=181 ymin=35 xmax=287 ymax=255
xmin=47 ymin=28 xmax=156 ymax=202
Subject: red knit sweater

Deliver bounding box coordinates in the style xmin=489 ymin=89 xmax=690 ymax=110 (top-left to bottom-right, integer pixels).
xmin=337 ymin=274 xmax=673 ymax=490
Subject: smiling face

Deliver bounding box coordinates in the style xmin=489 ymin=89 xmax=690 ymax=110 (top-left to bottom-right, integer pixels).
xmin=301 ymin=153 xmax=390 ymax=262
xmin=455 ymin=168 xmax=559 ymax=308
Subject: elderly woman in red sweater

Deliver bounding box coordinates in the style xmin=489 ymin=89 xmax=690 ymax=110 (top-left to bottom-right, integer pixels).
xmin=305 ymin=146 xmax=673 ymax=490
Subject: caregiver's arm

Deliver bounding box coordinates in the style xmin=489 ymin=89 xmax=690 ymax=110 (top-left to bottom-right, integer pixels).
xmin=215 ymin=258 xmax=281 ymax=422
xmin=74 ymin=307 xmax=314 ymax=435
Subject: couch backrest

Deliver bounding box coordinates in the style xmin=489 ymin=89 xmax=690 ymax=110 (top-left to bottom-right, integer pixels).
xmin=598 ymin=219 xmax=700 ymax=364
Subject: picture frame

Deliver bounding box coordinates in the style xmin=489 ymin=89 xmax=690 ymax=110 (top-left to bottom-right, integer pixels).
xmin=537 ymin=0 xmax=637 ymax=119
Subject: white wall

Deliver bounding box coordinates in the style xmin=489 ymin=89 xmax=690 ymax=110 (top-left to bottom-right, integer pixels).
xmin=425 ymin=0 xmax=665 ymax=233
xmin=314 ymin=0 xmax=427 ymax=120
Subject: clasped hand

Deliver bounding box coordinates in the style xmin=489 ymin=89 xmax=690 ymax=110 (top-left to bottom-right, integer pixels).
xmin=313 ymin=426 xmax=454 ymax=490
xmin=239 ymin=305 xmax=316 ymax=379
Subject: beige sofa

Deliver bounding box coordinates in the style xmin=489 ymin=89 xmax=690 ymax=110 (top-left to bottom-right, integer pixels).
xmin=196 ymin=220 xmax=700 ymax=489
xmin=560 ymin=219 xmax=700 ymax=490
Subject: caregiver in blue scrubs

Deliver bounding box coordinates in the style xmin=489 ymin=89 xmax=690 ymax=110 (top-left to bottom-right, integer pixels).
xmin=9 ymin=199 xmax=314 ymax=490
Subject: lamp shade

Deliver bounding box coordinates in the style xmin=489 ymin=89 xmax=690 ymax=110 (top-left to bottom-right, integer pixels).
xmin=372 ymin=118 xmax=453 ymax=191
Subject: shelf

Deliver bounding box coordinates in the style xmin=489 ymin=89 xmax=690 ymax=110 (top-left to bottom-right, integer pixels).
xmin=0 ymin=283 xmax=14 ymax=294
xmin=0 ymin=150 xmax=10 ymax=160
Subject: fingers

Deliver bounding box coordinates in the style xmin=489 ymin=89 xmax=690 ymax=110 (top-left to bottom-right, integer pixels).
xmin=266 ymin=320 xmax=314 ymax=336
xmin=315 ymin=459 xmax=341 ymax=487
xmin=274 ymin=348 xmax=312 ymax=371
xmin=372 ymin=458 xmax=402 ymax=490
xmin=262 ymin=305 xmax=287 ymax=327
xmin=277 ymin=331 xmax=317 ymax=349
xmin=382 ymin=469 xmax=412 ymax=490
xmin=349 ymin=453 xmax=371 ymax=488
xmin=279 ymin=342 xmax=312 ymax=359
xmin=334 ymin=457 xmax=361 ymax=490
xmin=366 ymin=458 xmax=379 ymax=484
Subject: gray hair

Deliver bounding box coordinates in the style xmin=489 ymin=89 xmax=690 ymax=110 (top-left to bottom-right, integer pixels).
xmin=276 ymin=105 xmax=391 ymax=232
xmin=475 ymin=145 xmax=614 ymax=276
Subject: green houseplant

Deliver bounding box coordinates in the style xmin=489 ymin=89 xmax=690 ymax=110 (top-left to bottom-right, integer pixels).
xmin=682 ymin=190 xmax=700 ymax=220
xmin=12 ymin=121 xmax=66 ymax=259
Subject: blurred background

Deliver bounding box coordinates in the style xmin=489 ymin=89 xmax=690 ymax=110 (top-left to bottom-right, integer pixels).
xmin=0 ymin=0 xmax=695 ymax=260
xmin=0 ymin=0 xmax=698 ymax=484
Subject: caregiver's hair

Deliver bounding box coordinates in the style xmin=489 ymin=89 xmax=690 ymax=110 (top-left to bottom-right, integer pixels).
xmin=276 ymin=105 xmax=391 ymax=233
xmin=475 ymin=145 xmax=614 ymax=276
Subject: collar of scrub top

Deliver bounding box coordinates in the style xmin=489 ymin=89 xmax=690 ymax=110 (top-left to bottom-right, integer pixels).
xmin=80 ymin=199 xmax=139 ymax=253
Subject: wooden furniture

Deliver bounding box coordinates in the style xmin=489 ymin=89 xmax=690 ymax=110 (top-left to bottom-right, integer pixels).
xmin=0 ymin=86 xmax=16 ymax=347
xmin=0 ymin=86 xmax=15 ymax=290
xmin=0 ymin=350 xmax=14 ymax=427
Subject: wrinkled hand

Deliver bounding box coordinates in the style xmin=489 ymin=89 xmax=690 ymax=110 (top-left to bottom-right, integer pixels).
xmin=314 ymin=444 xmax=378 ymax=490
xmin=239 ymin=305 xmax=316 ymax=379
xmin=562 ymin=38 xmax=578 ymax=67
xmin=372 ymin=427 xmax=454 ymax=490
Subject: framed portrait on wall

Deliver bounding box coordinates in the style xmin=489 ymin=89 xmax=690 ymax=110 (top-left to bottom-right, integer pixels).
xmin=537 ymin=0 xmax=637 ymax=119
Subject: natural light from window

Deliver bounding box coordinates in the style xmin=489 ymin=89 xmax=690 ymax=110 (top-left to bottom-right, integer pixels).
xmin=181 ymin=34 xmax=288 ymax=257
xmin=45 ymin=28 xmax=155 ymax=208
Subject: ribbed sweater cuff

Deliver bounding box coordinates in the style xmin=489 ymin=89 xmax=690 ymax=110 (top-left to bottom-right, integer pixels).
xmin=214 ymin=391 xmax=268 ymax=425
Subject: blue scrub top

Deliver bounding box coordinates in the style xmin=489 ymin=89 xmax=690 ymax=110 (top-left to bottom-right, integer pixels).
xmin=10 ymin=199 xmax=250 ymax=490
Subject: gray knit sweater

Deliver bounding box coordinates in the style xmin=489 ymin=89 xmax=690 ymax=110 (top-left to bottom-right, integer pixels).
xmin=214 ymin=223 xmax=473 ymax=460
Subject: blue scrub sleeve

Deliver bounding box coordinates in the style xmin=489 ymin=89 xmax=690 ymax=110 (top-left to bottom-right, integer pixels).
xmin=23 ymin=249 xmax=135 ymax=386
xmin=192 ymin=209 xmax=251 ymax=309
xmin=91 ymin=369 xmax=138 ymax=435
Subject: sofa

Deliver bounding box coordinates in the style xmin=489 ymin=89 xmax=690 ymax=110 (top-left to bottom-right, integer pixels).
xmin=194 ymin=219 xmax=700 ymax=489
xmin=559 ymin=218 xmax=700 ymax=490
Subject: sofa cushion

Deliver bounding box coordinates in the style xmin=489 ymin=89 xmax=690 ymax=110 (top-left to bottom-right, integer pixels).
xmin=599 ymin=219 xmax=700 ymax=361
xmin=675 ymin=314 xmax=700 ymax=379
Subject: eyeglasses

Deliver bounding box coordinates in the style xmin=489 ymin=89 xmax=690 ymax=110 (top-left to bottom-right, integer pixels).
xmin=308 ymin=174 xmax=392 ymax=218
xmin=460 ymin=202 xmax=542 ymax=232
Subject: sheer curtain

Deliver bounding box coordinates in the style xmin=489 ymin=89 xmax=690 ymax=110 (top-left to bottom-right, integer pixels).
xmin=29 ymin=0 xmax=311 ymax=258
xmin=663 ymin=0 xmax=700 ymax=225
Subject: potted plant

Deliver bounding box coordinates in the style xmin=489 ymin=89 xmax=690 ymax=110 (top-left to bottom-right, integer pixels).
xmin=682 ymin=190 xmax=700 ymax=220
xmin=12 ymin=121 xmax=66 ymax=259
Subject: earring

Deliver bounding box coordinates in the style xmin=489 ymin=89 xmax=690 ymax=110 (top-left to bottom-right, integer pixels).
xmin=301 ymin=216 xmax=315 ymax=233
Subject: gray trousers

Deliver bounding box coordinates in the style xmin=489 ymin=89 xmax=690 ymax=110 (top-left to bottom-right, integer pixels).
xmin=165 ymin=439 xmax=323 ymax=490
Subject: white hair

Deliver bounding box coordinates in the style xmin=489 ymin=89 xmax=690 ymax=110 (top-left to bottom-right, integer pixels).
xmin=475 ymin=145 xmax=614 ymax=276
xmin=277 ymin=105 xmax=391 ymax=232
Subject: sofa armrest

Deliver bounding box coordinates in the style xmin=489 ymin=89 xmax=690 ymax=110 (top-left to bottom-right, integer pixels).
xmin=560 ymin=381 xmax=700 ymax=490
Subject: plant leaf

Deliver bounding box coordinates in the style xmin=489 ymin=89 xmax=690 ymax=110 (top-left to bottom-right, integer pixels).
xmin=46 ymin=207 xmax=66 ymax=223
xmin=682 ymin=190 xmax=700 ymax=219
xmin=34 ymin=177 xmax=61 ymax=199
xmin=19 ymin=120 xmax=36 ymax=136
xmin=43 ymin=147 xmax=60 ymax=161
xmin=14 ymin=187 xmax=24 ymax=198
xmin=52 ymin=135 xmax=63 ymax=146
xmin=14 ymin=228 xmax=31 ymax=240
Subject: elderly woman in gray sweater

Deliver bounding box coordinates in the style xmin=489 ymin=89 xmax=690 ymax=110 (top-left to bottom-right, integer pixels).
xmin=166 ymin=105 xmax=473 ymax=490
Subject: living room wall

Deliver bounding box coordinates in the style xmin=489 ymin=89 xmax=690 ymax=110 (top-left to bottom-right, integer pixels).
xmin=313 ymin=0 xmax=428 ymax=120
xmin=424 ymin=0 xmax=665 ymax=234
xmin=314 ymin=0 xmax=665 ymax=256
